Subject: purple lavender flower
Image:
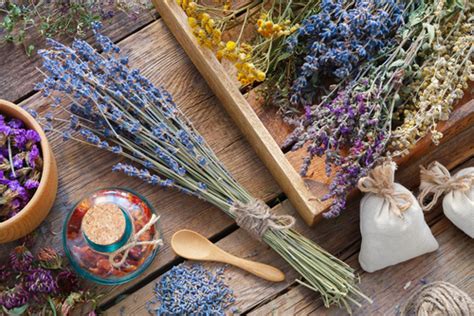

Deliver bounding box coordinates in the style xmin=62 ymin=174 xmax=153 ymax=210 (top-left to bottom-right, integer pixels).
xmin=9 ymin=246 xmax=34 ymax=272
xmin=27 ymin=144 xmax=40 ymax=168
xmin=287 ymin=0 xmax=405 ymax=107
xmin=24 ymin=179 xmax=40 ymax=190
xmin=24 ymin=268 xmax=58 ymax=294
xmin=289 ymin=81 xmax=389 ymax=217
xmin=0 ymin=286 xmax=30 ymax=310
xmin=25 ymin=130 xmax=41 ymax=148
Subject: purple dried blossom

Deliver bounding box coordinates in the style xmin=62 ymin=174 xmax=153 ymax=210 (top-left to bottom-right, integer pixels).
xmin=27 ymin=144 xmax=40 ymax=168
xmin=24 ymin=268 xmax=58 ymax=294
xmin=10 ymin=246 xmax=34 ymax=272
xmin=38 ymin=247 xmax=63 ymax=270
xmin=0 ymin=286 xmax=30 ymax=310
xmin=0 ymin=116 xmax=42 ymax=222
xmin=146 ymin=264 xmax=235 ymax=315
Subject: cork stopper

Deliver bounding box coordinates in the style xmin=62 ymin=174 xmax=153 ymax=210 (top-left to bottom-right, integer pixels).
xmin=82 ymin=203 xmax=126 ymax=245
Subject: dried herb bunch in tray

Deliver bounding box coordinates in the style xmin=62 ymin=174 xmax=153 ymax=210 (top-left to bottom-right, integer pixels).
xmin=177 ymin=0 xmax=474 ymax=217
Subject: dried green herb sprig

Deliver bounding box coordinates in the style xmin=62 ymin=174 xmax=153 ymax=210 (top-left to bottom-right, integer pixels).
xmin=0 ymin=1 xmax=153 ymax=56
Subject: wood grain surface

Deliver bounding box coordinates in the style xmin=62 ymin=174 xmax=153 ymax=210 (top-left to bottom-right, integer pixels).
xmin=0 ymin=3 xmax=472 ymax=315
xmin=107 ymin=159 xmax=474 ymax=315
xmin=153 ymin=0 xmax=330 ymax=225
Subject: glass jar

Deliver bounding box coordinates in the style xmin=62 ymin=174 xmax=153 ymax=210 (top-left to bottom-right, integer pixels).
xmin=63 ymin=188 xmax=161 ymax=285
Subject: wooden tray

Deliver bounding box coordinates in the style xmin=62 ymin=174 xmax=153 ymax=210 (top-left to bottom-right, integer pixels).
xmin=153 ymin=0 xmax=474 ymax=225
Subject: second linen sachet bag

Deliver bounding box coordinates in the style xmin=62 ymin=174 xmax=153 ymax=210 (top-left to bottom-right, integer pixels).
xmin=358 ymin=161 xmax=438 ymax=273
xmin=418 ymin=161 xmax=474 ymax=238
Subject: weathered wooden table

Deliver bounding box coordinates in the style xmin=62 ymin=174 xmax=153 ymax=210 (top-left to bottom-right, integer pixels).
xmin=0 ymin=7 xmax=472 ymax=316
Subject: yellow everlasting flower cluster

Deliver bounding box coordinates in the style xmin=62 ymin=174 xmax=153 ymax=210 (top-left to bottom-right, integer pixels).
xmin=257 ymin=13 xmax=298 ymax=38
xmin=178 ymin=0 xmax=222 ymax=49
xmin=390 ymin=20 xmax=474 ymax=155
xmin=178 ymin=0 xmax=267 ymax=86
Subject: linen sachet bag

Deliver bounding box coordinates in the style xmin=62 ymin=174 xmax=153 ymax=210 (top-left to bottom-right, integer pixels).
xmin=357 ymin=161 xmax=439 ymax=273
xmin=418 ymin=161 xmax=474 ymax=238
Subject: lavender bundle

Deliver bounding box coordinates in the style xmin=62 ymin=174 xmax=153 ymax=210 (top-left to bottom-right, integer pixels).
xmin=286 ymin=0 xmax=469 ymax=217
xmin=33 ymin=23 xmax=370 ymax=311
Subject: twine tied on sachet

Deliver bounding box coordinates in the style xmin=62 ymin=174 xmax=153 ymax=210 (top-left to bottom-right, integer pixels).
xmin=230 ymin=199 xmax=296 ymax=241
xmin=357 ymin=161 xmax=412 ymax=217
xmin=109 ymin=214 xmax=163 ymax=268
xmin=418 ymin=161 xmax=474 ymax=211
xmin=401 ymin=281 xmax=474 ymax=316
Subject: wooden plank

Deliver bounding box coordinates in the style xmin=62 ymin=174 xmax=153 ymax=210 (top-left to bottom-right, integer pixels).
xmin=153 ymin=0 xmax=328 ymax=226
xmin=105 ymin=199 xmax=353 ymax=315
xmin=250 ymin=216 xmax=474 ymax=316
xmin=0 ymin=6 xmax=158 ymax=102
xmin=106 ymin=158 xmax=473 ymax=315
xmin=0 ymin=19 xmax=280 ymax=304
xmin=248 ymin=158 xmax=474 ymax=315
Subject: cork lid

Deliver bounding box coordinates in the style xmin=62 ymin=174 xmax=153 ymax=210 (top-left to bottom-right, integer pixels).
xmin=82 ymin=203 xmax=126 ymax=245
xmin=64 ymin=188 xmax=160 ymax=285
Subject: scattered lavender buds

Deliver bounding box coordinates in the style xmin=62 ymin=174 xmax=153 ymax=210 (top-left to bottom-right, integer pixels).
xmin=146 ymin=264 xmax=235 ymax=315
xmin=0 ymin=115 xmax=42 ymax=221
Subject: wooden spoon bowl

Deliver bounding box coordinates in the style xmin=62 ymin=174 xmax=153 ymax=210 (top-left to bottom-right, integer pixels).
xmin=0 ymin=99 xmax=58 ymax=243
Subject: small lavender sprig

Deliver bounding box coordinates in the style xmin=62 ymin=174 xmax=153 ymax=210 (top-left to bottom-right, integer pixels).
xmin=34 ymin=22 xmax=371 ymax=311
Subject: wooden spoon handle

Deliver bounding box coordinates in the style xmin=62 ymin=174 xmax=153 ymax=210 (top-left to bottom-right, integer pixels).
xmin=225 ymin=255 xmax=285 ymax=282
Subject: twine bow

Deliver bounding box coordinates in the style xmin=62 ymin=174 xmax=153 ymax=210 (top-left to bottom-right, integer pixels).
xmin=358 ymin=161 xmax=412 ymax=217
xmin=418 ymin=161 xmax=474 ymax=211
xmin=401 ymin=281 xmax=473 ymax=316
xmin=109 ymin=214 xmax=163 ymax=268
xmin=230 ymin=199 xmax=295 ymax=241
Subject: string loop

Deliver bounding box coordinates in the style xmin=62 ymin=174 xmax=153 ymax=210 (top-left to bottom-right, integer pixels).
xmin=358 ymin=161 xmax=412 ymax=217
xmin=109 ymin=214 xmax=163 ymax=268
xmin=401 ymin=281 xmax=473 ymax=316
xmin=418 ymin=161 xmax=474 ymax=211
xmin=230 ymin=199 xmax=295 ymax=241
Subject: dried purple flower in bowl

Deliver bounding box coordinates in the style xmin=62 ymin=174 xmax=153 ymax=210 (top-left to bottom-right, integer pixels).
xmin=0 ymin=99 xmax=58 ymax=243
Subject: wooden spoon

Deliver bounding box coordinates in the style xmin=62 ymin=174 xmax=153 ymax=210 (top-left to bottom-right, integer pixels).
xmin=171 ymin=229 xmax=285 ymax=282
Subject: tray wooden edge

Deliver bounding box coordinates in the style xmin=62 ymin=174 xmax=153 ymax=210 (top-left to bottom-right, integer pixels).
xmin=153 ymin=0 xmax=329 ymax=226
xmin=153 ymin=0 xmax=473 ymax=225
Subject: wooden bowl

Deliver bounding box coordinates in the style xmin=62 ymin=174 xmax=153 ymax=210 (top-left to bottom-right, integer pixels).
xmin=0 ymin=99 xmax=58 ymax=243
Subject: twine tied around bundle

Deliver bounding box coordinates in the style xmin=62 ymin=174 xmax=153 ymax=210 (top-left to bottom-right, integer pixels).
xmin=109 ymin=214 xmax=163 ymax=268
xmin=401 ymin=281 xmax=474 ymax=316
xmin=418 ymin=161 xmax=474 ymax=211
xmin=358 ymin=161 xmax=412 ymax=217
xmin=230 ymin=199 xmax=296 ymax=241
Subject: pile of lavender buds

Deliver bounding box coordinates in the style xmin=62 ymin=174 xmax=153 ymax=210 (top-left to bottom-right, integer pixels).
xmin=0 ymin=115 xmax=42 ymax=220
xmin=0 ymin=245 xmax=97 ymax=315
xmin=146 ymin=264 xmax=236 ymax=315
